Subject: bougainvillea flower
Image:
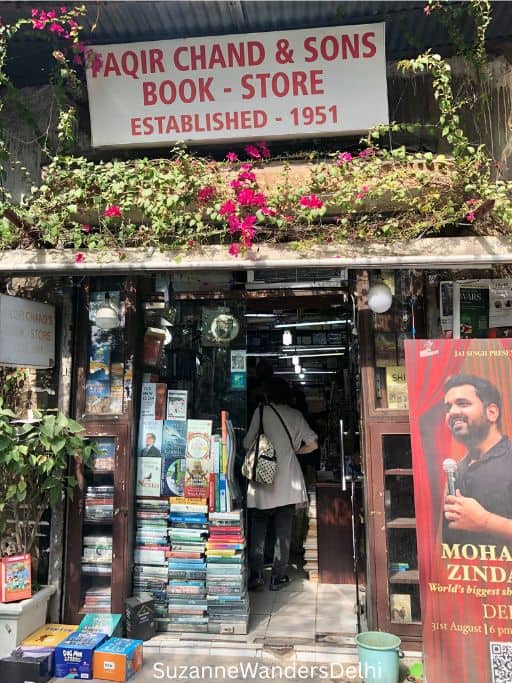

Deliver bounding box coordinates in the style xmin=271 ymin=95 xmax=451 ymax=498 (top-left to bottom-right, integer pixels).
xmin=219 ymin=199 xmax=237 ymax=216
xmin=104 ymin=204 xmax=122 ymax=218
xmin=226 ymin=152 xmax=238 ymax=162
xmin=244 ymin=144 xmax=261 ymax=159
xmin=358 ymin=148 xmax=373 ymax=158
xmin=75 ymin=252 xmax=85 ymax=263
xmin=299 ymin=194 xmax=324 ymax=209
xmin=82 ymin=224 xmax=90 ymax=233
xmin=466 ymin=212 xmax=476 ymax=222
xmin=197 ymin=186 xmax=215 ymax=202
xmin=228 ymin=243 xmax=242 ymax=257
xmin=337 ymin=152 xmax=353 ymax=165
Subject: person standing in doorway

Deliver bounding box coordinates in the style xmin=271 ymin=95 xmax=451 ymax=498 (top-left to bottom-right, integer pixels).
xmin=244 ymin=377 xmax=318 ymax=591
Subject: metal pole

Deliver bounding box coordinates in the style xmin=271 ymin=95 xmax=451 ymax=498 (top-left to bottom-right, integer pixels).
xmin=350 ymin=475 xmax=362 ymax=633
xmin=340 ymin=419 xmax=347 ymax=492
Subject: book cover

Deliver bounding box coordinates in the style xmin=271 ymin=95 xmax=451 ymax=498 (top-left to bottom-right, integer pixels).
xmin=109 ymin=361 xmax=124 ymax=413
xmin=184 ymin=457 xmax=209 ymax=498
xmin=85 ymin=379 xmax=111 ymax=414
xmin=209 ymin=473 xmax=216 ymax=513
xmin=22 ymin=623 xmax=78 ymax=647
xmin=166 ymin=390 xmax=188 ymax=421
xmin=138 ymin=419 xmax=163 ymax=458
xmin=161 ymin=420 xmax=187 ymax=458
xmin=0 ymin=553 xmax=31 ymax=603
xmin=161 ymin=453 xmax=186 ymax=497
xmin=390 ymin=594 xmax=412 ymax=623
xmin=91 ymin=437 xmax=115 ymax=472
xmin=136 ymin=457 xmax=162 ymax=497
xmin=88 ymin=333 xmax=111 ymax=381
xmin=186 ymin=420 xmax=213 ymax=460
xmin=140 ymin=383 xmax=167 ymax=421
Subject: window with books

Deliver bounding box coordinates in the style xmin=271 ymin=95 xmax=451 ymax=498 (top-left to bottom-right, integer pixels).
xmin=371 ymin=271 xmax=424 ymax=411
xmin=383 ymin=433 xmax=421 ymax=625
xmin=79 ymin=436 xmax=115 ymax=614
xmin=86 ymin=279 xmax=128 ymax=416
xmin=134 ymin=293 xmax=249 ymax=633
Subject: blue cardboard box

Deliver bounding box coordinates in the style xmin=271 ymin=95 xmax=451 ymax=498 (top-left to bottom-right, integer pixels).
xmin=78 ymin=613 xmax=123 ymax=637
xmin=54 ymin=631 xmax=107 ymax=679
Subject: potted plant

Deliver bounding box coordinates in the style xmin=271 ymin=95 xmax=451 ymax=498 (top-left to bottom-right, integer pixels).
xmin=0 ymin=391 xmax=94 ymax=655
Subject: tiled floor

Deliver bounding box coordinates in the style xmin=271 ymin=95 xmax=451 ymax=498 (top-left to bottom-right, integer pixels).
xmin=248 ymin=566 xmax=362 ymax=645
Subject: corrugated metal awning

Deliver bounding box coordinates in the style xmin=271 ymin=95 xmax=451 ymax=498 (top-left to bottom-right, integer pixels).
xmin=1 ymin=236 xmax=511 ymax=274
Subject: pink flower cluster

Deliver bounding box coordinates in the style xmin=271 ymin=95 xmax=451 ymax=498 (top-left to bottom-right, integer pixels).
xmin=244 ymin=142 xmax=270 ymax=159
xmin=356 ymin=185 xmax=370 ymax=200
xmin=31 ymin=6 xmax=74 ymax=38
xmin=466 ymin=198 xmax=477 ymax=222
xmin=197 ymin=186 xmax=216 ymax=202
xmin=104 ymin=204 xmax=122 ymax=218
xmin=358 ymin=148 xmax=374 ymax=159
xmin=299 ymin=194 xmax=323 ymax=210
xmin=337 ymin=152 xmax=353 ymax=166
xmin=220 ymin=153 xmax=276 ymax=256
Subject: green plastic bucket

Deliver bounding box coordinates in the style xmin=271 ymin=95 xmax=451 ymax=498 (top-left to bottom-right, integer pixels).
xmin=355 ymin=631 xmax=403 ymax=683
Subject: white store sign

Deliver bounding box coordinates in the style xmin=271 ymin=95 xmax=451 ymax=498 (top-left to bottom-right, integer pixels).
xmin=86 ymin=23 xmax=388 ymax=147
xmin=0 ymin=295 xmax=55 ymax=368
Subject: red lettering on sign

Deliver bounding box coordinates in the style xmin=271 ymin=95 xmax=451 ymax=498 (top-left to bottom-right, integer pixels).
xmin=103 ymin=52 xmax=122 ymax=77
xmin=303 ymin=32 xmax=377 ymax=62
xmin=142 ymin=78 xmax=215 ymax=105
xmin=362 ymin=32 xmax=377 ymax=58
xmin=241 ymin=70 xmax=324 ymax=99
xmin=171 ymin=41 xmax=265 ymax=71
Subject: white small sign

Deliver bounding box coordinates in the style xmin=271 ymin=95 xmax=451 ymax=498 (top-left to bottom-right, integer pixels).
xmin=86 ymin=23 xmax=388 ymax=147
xmin=0 ymin=294 xmax=55 ymax=368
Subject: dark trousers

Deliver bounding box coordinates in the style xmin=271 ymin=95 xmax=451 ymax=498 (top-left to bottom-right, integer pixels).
xmin=249 ymin=504 xmax=295 ymax=577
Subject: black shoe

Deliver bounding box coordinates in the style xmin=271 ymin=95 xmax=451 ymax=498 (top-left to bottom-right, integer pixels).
xmin=248 ymin=573 xmax=265 ymax=591
xmin=269 ymin=574 xmax=291 ymax=591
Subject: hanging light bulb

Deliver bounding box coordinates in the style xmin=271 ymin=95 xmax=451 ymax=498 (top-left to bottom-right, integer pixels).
xmin=292 ymin=355 xmax=300 ymax=366
xmin=282 ymin=330 xmax=293 ymax=346
xmin=95 ymin=293 xmax=120 ymax=330
xmin=299 ymin=372 xmax=305 ymax=379
xmin=367 ymin=283 xmax=393 ymax=314
xmin=294 ymin=364 xmax=301 ymax=374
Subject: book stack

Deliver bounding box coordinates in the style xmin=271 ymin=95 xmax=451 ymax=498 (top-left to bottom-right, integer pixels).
xmin=206 ymin=510 xmax=249 ymax=634
xmin=133 ymin=498 xmax=170 ymax=629
xmin=84 ymin=485 xmax=114 ymax=522
xmin=303 ymin=490 xmax=319 ymax=582
xmin=167 ymin=497 xmax=209 ymax=632
xmin=82 ymin=585 xmax=111 ymax=613
xmin=81 ymin=535 xmax=112 ymax=576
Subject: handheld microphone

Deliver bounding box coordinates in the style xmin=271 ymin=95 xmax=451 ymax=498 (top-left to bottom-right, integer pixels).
xmin=442 ymin=458 xmax=458 ymax=496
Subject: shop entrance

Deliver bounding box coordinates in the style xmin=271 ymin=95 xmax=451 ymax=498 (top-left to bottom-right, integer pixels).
xmin=244 ymin=277 xmax=365 ymax=643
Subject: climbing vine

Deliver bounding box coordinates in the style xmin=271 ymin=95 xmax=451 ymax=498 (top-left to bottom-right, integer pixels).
xmin=0 ymin=1 xmax=510 ymax=259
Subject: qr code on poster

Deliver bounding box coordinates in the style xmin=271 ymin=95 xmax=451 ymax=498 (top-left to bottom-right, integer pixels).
xmin=490 ymin=642 xmax=512 ymax=683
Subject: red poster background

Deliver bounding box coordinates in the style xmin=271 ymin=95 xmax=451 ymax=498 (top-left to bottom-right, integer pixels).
xmin=404 ymin=339 xmax=512 ymax=683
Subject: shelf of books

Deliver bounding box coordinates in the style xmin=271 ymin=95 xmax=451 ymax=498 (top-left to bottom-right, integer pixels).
xmin=133 ymin=382 xmax=249 ymax=634
xmin=79 ymin=437 xmax=116 ymax=614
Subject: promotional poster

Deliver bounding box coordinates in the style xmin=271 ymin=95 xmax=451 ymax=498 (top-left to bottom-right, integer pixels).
xmin=404 ymin=339 xmax=512 ymax=682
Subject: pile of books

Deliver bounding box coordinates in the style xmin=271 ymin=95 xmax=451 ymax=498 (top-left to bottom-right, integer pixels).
xmin=81 ymin=535 xmax=112 ymax=576
xmin=133 ymin=498 xmax=169 ymax=628
xmin=303 ymin=490 xmax=319 ymax=582
xmin=84 ymin=485 xmax=114 ymax=522
xmin=206 ymin=510 xmax=248 ymax=634
xmin=167 ymin=497 xmax=209 ymax=632
xmin=81 ymin=584 xmax=111 ymax=613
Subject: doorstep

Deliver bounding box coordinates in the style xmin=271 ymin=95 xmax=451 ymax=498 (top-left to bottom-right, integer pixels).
xmin=143 ymin=633 xmax=360 ymax=663
xmin=144 ymin=633 xmax=421 ymax=666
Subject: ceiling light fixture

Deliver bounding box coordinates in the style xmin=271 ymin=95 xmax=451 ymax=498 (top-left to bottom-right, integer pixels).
xmin=367 ymin=283 xmax=393 ymax=313
xmin=294 ymin=364 xmax=301 ymax=374
xmin=292 ymin=355 xmax=300 ymax=366
xmin=275 ymin=320 xmax=351 ymax=328
xmin=282 ymin=330 xmax=293 ymax=346
xmin=95 ymin=293 xmax=120 ymax=330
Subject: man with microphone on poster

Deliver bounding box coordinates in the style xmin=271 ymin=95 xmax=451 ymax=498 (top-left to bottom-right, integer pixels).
xmin=443 ymin=374 xmax=512 ymax=549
